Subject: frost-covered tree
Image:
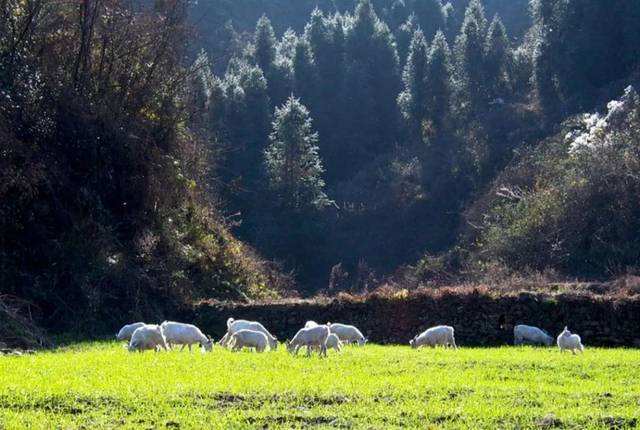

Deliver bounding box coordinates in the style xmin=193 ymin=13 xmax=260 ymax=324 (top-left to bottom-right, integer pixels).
xmin=265 ymin=97 xmax=330 ymax=210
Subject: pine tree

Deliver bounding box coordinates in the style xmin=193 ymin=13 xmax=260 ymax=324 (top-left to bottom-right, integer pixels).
xmin=293 ymin=38 xmax=317 ymax=104
xmin=425 ymin=30 xmax=453 ymax=129
xmin=484 ymin=15 xmax=511 ymax=100
xmin=265 ymin=97 xmax=330 ymax=210
xmin=396 ymin=13 xmax=419 ymax=63
xmin=304 ymin=9 xmax=335 ymax=89
xmin=222 ymin=61 xmax=270 ymax=170
xmin=531 ymin=0 xmax=561 ymax=120
xmin=254 ymin=15 xmax=277 ymax=76
xmin=464 ymin=0 xmax=488 ymax=36
xmin=345 ymin=0 xmax=400 ymax=157
xmin=454 ymin=1 xmax=487 ymax=115
xmin=398 ymin=29 xmax=429 ymax=136
xmin=277 ymin=28 xmax=298 ymax=64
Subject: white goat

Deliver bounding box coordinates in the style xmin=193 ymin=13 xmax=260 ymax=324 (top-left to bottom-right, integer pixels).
xmin=287 ymin=325 xmax=330 ymax=357
xmin=160 ymin=321 xmax=213 ymax=352
xmin=410 ymin=325 xmax=457 ymax=349
xmin=513 ymin=324 xmax=554 ymax=346
xmin=116 ymin=322 xmax=146 ymax=341
xmin=557 ymin=327 xmax=584 ymax=354
xmin=219 ymin=318 xmax=278 ymax=350
xmin=325 ymin=333 xmax=343 ymax=352
xmin=309 ymin=333 xmax=343 ymax=353
xmin=229 ymin=329 xmax=268 ymax=353
xmin=328 ymin=323 xmax=367 ymax=346
xmin=128 ymin=325 xmax=168 ymax=352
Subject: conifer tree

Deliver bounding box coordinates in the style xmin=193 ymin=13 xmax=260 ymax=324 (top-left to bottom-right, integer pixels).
xmin=396 ymin=13 xmax=419 ymax=63
xmin=254 ymin=15 xmax=277 ymax=77
xmin=484 ymin=15 xmax=511 ymax=100
xmin=465 ymin=0 xmax=488 ymax=36
xmin=265 ymin=97 xmax=330 ymax=210
xmin=293 ymin=38 xmax=317 ymax=105
xmin=345 ymin=0 xmax=400 ymax=156
xmin=425 ymin=30 xmax=453 ymax=129
xmin=454 ymin=1 xmax=487 ymax=115
xmin=305 ymin=9 xmax=332 ymax=79
xmin=398 ymin=30 xmax=429 ymax=137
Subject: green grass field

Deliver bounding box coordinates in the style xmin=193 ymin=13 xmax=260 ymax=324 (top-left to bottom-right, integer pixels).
xmin=1 ymin=343 xmax=639 ymax=429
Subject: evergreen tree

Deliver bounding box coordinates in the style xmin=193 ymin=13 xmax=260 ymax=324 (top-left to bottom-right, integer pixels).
xmin=484 ymin=15 xmax=511 ymax=100
xmin=213 ymin=60 xmax=272 ymax=202
xmin=454 ymin=1 xmax=487 ymax=115
xmin=304 ymin=9 xmax=335 ymax=89
xmin=305 ymin=11 xmax=348 ymax=186
xmin=254 ymin=15 xmax=277 ymax=77
xmin=425 ymin=30 xmax=453 ymax=129
xmin=265 ymin=97 xmax=330 ymax=211
xmin=345 ymin=0 xmax=400 ymax=159
xmin=277 ymin=28 xmax=299 ymax=64
xmin=442 ymin=1 xmax=454 ymax=34
xmin=293 ymin=38 xmax=318 ymax=104
xmin=419 ymin=30 xmax=455 ymax=197
xmin=396 ymin=13 xmax=419 ymax=63
xmin=465 ymin=0 xmax=488 ymax=36
xmin=398 ymin=30 xmax=429 ymax=138
xmin=531 ymin=0 xmax=561 ymax=119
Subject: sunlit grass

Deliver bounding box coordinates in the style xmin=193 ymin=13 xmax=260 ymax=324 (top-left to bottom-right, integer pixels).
xmin=1 ymin=343 xmax=639 ymax=428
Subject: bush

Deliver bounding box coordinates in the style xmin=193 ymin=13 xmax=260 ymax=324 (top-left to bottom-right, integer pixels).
xmin=470 ymin=86 xmax=640 ymax=277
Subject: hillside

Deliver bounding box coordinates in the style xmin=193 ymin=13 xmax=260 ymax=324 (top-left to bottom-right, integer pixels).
xmin=187 ymin=0 xmax=640 ymax=291
xmin=0 ymin=0 xmax=292 ymax=341
xmin=2 ymin=0 xmax=640 ymax=343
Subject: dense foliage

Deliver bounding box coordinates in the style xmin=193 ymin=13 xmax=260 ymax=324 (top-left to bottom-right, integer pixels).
xmin=469 ymin=87 xmax=640 ymax=278
xmin=0 ymin=0 xmax=289 ymax=332
xmin=189 ymin=0 xmax=640 ymax=290
xmin=3 ymin=0 xmax=640 ymax=328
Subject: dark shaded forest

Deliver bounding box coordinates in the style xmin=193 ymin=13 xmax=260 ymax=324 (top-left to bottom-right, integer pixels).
xmin=1 ymin=0 xmax=640 ymax=337
xmin=189 ymin=0 xmax=640 ymax=291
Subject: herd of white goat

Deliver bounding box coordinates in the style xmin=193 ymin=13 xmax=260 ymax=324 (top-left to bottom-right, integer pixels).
xmin=117 ymin=319 xmax=585 ymax=356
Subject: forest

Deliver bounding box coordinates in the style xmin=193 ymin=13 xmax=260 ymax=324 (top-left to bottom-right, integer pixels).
xmin=1 ymin=0 xmax=640 ymax=337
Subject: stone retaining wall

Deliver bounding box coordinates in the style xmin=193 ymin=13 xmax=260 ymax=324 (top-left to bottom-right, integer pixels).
xmin=191 ymin=291 xmax=640 ymax=347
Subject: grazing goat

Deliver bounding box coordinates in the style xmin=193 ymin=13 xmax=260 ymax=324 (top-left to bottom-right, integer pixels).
xmin=219 ymin=318 xmax=278 ymax=350
xmin=128 ymin=325 xmax=168 ymax=352
xmin=287 ymin=325 xmax=330 ymax=357
xmin=513 ymin=325 xmax=554 ymax=346
xmin=161 ymin=321 xmax=213 ymax=352
xmin=410 ymin=326 xmax=457 ymax=349
xmin=328 ymin=323 xmax=367 ymax=346
xmin=229 ymin=329 xmax=269 ymax=353
xmin=116 ymin=322 xmax=146 ymax=342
